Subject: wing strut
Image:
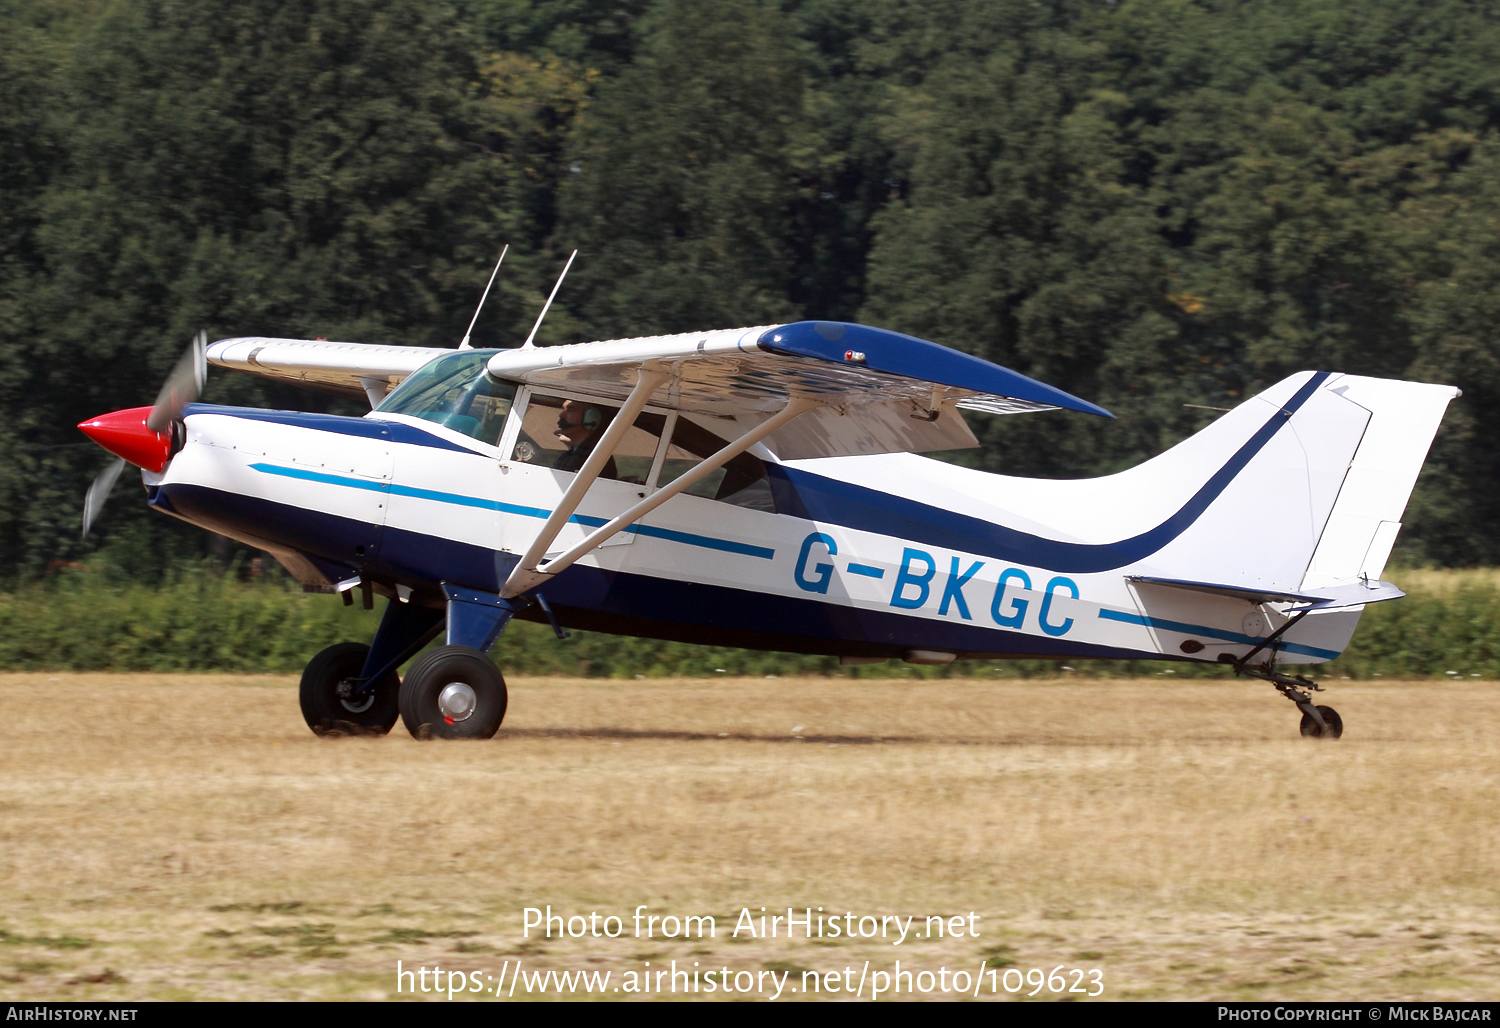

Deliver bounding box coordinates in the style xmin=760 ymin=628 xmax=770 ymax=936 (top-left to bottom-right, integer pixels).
xmin=502 ymin=394 xmax=820 ymax=598
xmin=504 ymin=367 xmax=670 ymax=594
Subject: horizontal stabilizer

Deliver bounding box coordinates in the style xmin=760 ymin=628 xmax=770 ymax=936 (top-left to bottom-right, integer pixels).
xmin=1129 ymin=575 xmax=1404 ymax=611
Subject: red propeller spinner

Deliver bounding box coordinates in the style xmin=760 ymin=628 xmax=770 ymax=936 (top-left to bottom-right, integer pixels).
xmin=76 ymin=406 xmax=173 ymax=473
xmin=77 ymin=331 xmax=207 ymax=538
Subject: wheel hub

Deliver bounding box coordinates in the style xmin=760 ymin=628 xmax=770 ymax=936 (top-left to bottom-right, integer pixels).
xmin=336 ymin=678 xmax=376 ymax=714
xmin=437 ymin=682 xmax=477 ymax=722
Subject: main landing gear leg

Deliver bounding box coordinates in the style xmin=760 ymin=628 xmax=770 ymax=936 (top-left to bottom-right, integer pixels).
xmin=359 ymin=598 xmax=447 ymax=689
xmin=396 ymin=584 xmax=525 ymax=741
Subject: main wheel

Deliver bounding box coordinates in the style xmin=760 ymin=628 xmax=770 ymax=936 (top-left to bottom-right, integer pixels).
xmin=399 ymin=645 xmax=508 ymax=739
xmin=299 ymin=641 xmax=400 ymax=736
xmin=1299 ymin=705 xmax=1343 ymax=739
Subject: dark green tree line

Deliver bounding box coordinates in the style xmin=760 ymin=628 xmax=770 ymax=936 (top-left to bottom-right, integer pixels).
xmin=5 ymin=0 xmax=1500 ymax=578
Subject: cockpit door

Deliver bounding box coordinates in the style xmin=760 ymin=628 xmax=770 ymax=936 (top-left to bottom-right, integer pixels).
xmin=500 ymin=388 xmax=675 ymax=559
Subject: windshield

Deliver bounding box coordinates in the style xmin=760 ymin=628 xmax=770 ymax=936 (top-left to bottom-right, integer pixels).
xmin=375 ymin=350 xmax=517 ymax=446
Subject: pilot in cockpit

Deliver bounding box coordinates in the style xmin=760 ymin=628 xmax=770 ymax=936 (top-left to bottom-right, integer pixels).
xmin=553 ymin=399 xmax=618 ymax=478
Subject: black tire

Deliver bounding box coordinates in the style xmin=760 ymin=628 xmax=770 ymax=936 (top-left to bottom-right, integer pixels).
xmin=399 ymin=645 xmax=507 ymax=740
xmin=1299 ymin=705 xmax=1344 ymax=739
xmin=299 ymin=641 xmax=400 ymax=736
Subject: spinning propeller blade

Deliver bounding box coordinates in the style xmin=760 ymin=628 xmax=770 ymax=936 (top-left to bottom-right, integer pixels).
xmin=81 ymin=457 xmax=127 ymax=538
xmin=146 ymin=330 xmax=207 ymax=433
xmin=80 ymin=330 xmax=209 ymax=535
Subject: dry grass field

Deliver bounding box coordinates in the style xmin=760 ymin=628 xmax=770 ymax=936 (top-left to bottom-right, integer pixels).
xmin=1 ymin=671 xmax=1498 ymax=1002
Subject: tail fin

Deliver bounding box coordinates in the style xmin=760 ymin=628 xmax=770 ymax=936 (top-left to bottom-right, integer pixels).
xmin=1124 ymin=371 xmax=1458 ymax=663
xmin=1117 ymin=372 xmax=1455 ymax=590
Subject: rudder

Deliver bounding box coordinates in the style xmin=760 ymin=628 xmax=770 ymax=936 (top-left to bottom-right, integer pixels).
xmin=1299 ymin=375 xmax=1460 ymax=592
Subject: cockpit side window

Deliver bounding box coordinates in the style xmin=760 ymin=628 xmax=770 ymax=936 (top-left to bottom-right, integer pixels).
xmin=509 ymin=393 xmax=665 ymax=484
xmin=657 ymin=417 xmax=776 ymax=513
xmin=505 ymin=393 xmax=775 ymax=512
xmin=376 ymin=351 xmax=517 ymax=446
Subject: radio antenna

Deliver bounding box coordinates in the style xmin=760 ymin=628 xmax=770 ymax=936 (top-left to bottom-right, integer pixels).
xmin=520 ymin=249 xmax=577 ymax=350
xmin=458 ymin=244 xmax=509 ymax=349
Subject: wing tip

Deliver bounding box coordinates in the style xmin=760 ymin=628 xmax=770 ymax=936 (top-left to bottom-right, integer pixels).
xmin=760 ymin=321 xmax=1114 ymax=418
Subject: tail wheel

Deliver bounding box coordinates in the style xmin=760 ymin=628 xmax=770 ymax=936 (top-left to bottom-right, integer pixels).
xmin=1299 ymin=705 xmax=1344 ymax=739
xmin=299 ymin=641 xmax=400 ymax=736
xmin=399 ymin=645 xmax=508 ymax=740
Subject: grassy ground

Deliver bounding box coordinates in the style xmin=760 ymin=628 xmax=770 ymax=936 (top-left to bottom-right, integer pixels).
xmin=1 ymin=673 xmax=1497 ymax=1002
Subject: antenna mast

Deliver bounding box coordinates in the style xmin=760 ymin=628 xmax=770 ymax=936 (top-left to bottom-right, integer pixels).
xmin=520 ymin=249 xmax=577 ymax=350
xmin=458 ymin=244 xmax=509 ymax=349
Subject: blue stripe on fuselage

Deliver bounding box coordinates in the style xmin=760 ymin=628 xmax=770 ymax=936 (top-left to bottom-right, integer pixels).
xmin=768 ymin=372 xmax=1332 ymax=574
xmin=154 ymin=481 xmax=1166 ymax=661
xmin=247 ymin=462 xmax=776 ymax=560
xmin=184 ymin=404 xmax=479 ymax=455
xmin=1096 ymin=607 xmax=1339 ymax=661
xmin=207 ymin=371 xmax=1328 ymax=577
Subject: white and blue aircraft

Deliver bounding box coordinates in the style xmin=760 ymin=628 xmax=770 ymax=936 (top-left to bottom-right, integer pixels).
xmin=77 ymin=313 xmax=1458 ymax=740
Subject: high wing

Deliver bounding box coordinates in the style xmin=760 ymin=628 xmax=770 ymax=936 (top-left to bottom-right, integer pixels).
xmin=484 ymin=321 xmax=1110 ymax=460
xmin=207 ymin=320 xmax=1110 ymax=459
xmin=205 ymin=337 xmax=453 ymax=405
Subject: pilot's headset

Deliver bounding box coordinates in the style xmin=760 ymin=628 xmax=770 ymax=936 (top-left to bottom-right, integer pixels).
xmin=581 ymin=406 xmax=603 ymax=431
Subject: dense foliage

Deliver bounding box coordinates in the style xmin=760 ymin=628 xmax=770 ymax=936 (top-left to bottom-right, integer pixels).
xmin=5 ymin=0 xmax=1500 ymax=578
xmin=3 ymin=566 xmax=1496 ymax=679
